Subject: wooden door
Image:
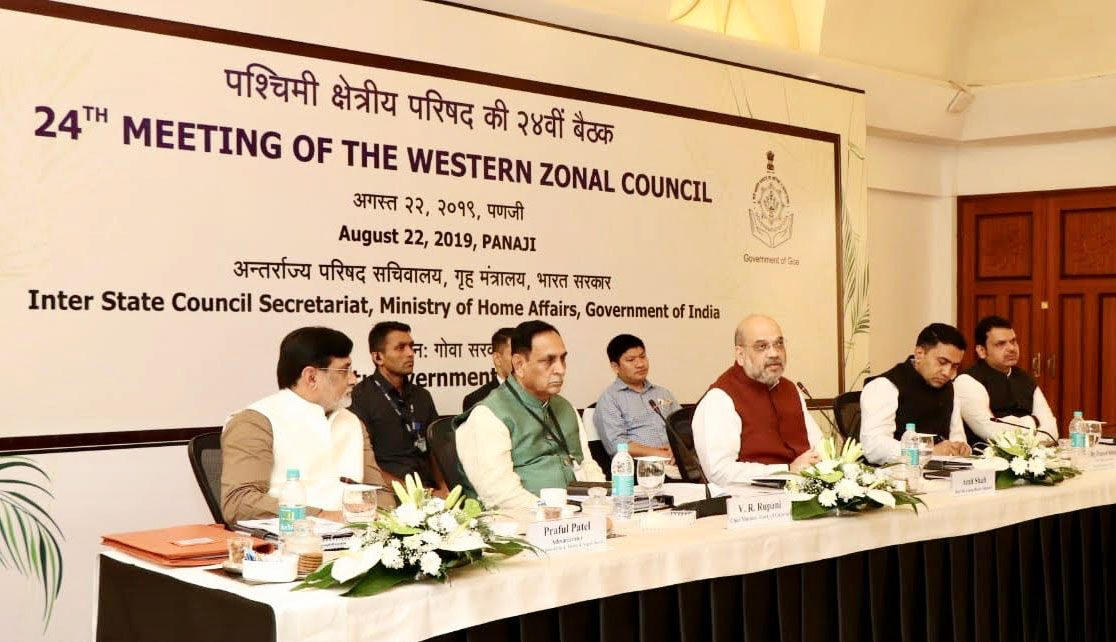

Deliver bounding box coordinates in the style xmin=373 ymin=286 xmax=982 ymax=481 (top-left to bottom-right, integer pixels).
xmin=1044 ymin=190 xmax=1116 ymax=429
xmin=957 ymin=194 xmax=1046 ymax=384
xmin=958 ymin=187 xmax=1116 ymax=435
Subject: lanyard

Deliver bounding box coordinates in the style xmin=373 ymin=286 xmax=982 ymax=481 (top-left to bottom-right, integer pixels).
xmin=371 ymin=377 xmax=420 ymax=436
xmin=505 ymin=380 xmax=573 ymax=458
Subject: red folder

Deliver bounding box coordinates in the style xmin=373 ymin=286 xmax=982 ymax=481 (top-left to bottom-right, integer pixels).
xmin=102 ymin=523 xmax=270 ymax=567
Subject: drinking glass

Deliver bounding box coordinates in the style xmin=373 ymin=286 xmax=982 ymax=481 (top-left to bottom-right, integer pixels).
xmin=915 ymin=433 xmax=935 ymax=465
xmin=341 ymin=484 xmax=379 ymax=524
xmin=1085 ymin=420 xmax=1104 ymax=454
xmin=635 ymin=457 xmax=667 ymax=513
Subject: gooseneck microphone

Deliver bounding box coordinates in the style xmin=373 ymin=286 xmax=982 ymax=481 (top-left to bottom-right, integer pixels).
xmin=648 ymin=398 xmax=668 ymax=424
xmin=990 ymin=416 xmax=1058 ymax=444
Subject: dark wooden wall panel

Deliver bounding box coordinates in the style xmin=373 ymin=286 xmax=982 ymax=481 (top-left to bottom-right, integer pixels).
xmin=1057 ymin=295 xmax=1085 ymax=419
xmin=1100 ymin=296 xmax=1116 ymax=425
xmin=1008 ymin=295 xmax=1033 ymax=377
xmin=1061 ymin=208 xmax=1116 ymax=278
xmin=976 ymin=213 xmax=1033 ymax=279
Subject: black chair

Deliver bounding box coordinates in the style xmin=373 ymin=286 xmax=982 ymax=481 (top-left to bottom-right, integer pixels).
xmin=581 ymin=405 xmax=612 ymax=480
xmin=665 ymin=407 xmax=707 ymax=484
xmin=187 ymin=431 xmax=226 ymax=525
xmin=426 ymin=417 xmax=466 ymax=490
xmin=833 ymin=391 xmax=862 ymax=442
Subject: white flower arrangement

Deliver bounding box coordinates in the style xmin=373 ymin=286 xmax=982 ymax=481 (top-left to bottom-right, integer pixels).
xmin=972 ymin=426 xmax=1081 ymax=488
xmin=295 ymin=474 xmax=532 ymax=597
xmin=783 ymin=437 xmax=923 ymax=519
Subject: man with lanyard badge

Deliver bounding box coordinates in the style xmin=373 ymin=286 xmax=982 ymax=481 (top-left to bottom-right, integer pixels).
xmin=350 ymin=321 xmax=445 ymax=492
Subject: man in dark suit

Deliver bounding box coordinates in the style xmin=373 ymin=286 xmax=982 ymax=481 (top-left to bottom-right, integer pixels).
xmin=462 ymin=327 xmax=514 ymax=411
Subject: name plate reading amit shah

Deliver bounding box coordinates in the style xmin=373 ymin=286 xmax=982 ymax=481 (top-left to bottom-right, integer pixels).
xmin=526 ymin=515 xmax=607 ymax=553
xmin=950 ymin=468 xmax=996 ymax=497
xmin=726 ymin=493 xmax=792 ymax=529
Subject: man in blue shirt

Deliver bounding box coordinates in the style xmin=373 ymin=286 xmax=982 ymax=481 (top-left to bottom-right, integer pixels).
xmin=593 ymin=334 xmax=679 ymax=458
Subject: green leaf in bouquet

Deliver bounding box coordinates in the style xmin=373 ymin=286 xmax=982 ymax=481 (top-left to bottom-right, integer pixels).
xmin=995 ymin=470 xmax=1017 ymax=489
xmin=293 ymin=561 xmax=340 ymax=591
xmin=342 ymin=565 xmax=415 ymax=597
xmin=816 ymin=471 xmax=843 ymax=484
xmin=891 ymin=492 xmax=924 ymax=513
xmin=486 ymin=539 xmax=533 ymax=557
xmin=791 ymin=497 xmax=832 ymax=520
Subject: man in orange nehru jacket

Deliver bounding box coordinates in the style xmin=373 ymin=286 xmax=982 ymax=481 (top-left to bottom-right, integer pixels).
xmin=692 ymin=314 xmax=823 ymax=484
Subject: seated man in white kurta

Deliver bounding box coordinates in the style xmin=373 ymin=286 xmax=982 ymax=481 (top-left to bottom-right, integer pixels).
xmin=221 ymin=326 xmax=395 ymax=523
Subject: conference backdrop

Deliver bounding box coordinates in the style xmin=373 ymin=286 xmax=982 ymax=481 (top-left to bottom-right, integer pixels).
xmin=0 ymin=2 xmax=868 ymax=440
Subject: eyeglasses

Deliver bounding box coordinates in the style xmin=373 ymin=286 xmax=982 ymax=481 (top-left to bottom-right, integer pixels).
xmin=318 ymin=366 xmax=356 ymax=377
xmin=742 ymin=339 xmax=786 ymax=353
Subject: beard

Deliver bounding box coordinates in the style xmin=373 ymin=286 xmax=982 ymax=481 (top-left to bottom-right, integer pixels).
xmin=745 ymin=358 xmax=784 ymax=387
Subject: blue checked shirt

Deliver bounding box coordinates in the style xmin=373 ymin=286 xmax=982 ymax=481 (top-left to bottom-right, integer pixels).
xmin=593 ymin=378 xmax=680 ymax=456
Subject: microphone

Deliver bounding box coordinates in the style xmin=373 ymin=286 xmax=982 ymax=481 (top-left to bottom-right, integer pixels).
xmin=794 ymin=381 xmax=838 ymax=434
xmin=991 ymin=416 xmax=1058 ymax=444
xmin=990 ymin=416 xmax=1030 ymax=430
xmin=795 ymin=381 xmax=817 ymax=401
xmin=648 ymin=399 xmax=668 ymax=423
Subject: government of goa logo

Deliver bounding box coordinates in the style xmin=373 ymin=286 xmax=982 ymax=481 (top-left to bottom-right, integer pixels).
xmin=748 ymin=151 xmax=793 ymax=248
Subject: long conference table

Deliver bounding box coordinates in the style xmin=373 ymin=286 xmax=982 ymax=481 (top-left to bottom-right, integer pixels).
xmin=97 ymin=469 xmax=1116 ymax=642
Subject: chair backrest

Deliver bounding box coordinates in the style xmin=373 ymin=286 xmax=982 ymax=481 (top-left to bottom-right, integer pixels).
xmin=833 ymin=391 xmax=863 ymax=442
xmin=664 ymin=406 xmax=707 ymax=484
xmin=427 ymin=417 xmax=466 ymax=490
xmin=187 ymin=431 xmax=226 ymax=525
xmin=579 ymin=405 xmax=613 ymax=479
xmin=581 ymin=406 xmax=598 ymax=441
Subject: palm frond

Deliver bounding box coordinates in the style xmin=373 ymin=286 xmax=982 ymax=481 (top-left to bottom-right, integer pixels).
xmin=0 ymin=456 xmax=64 ymax=626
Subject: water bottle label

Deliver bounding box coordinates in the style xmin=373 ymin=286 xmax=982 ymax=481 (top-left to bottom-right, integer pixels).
xmin=1071 ymin=432 xmax=1086 ymax=448
xmin=278 ymin=505 xmax=306 ymax=532
xmin=612 ymin=474 xmax=634 ymax=497
xmin=903 ymin=447 xmax=919 ymax=466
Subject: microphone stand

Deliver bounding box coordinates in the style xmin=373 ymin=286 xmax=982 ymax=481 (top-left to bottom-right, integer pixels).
xmin=991 ymin=416 xmax=1058 ymax=445
xmin=796 ymin=381 xmax=839 ymax=435
xmin=652 ymin=399 xmax=710 ymax=499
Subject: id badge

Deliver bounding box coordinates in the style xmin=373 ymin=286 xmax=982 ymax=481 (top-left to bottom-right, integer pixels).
xmin=413 ymin=422 xmax=427 ymax=453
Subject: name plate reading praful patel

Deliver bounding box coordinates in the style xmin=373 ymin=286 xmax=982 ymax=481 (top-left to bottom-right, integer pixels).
xmin=726 ymin=493 xmax=792 ymax=529
xmin=526 ymin=516 xmax=607 ymax=553
xmin=950 ymin=468 xmax=996 ymax=497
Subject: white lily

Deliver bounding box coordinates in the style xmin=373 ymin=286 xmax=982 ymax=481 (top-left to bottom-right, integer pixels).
xmin=864 ymin=488 xmax=896 ymax=507
xmin=814 ymin=459 xmax=838 ymax=475
xmin=973 ymin=456 xmax=1009 ymax=471
xmin=439 ymin=530 xmax=486 ymax=552
xmin=331 ymin=542 xmax=383 ymax=583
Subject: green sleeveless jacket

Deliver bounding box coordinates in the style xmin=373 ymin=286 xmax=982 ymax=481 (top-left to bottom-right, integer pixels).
xmin=452 ymin=376 xmax=585 ymax=498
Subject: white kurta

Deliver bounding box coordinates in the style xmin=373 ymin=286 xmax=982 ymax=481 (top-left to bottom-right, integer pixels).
xmin=236 ymin=389 xmax=365 ymax=511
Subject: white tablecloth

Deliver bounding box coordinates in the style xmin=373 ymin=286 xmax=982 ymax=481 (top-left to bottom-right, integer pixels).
xmin=100 ymin=470 xmax=1116 ymax=642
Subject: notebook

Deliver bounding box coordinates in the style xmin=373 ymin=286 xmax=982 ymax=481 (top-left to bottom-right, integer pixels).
xmin=102 ymin=523 xmax=270 ymax=567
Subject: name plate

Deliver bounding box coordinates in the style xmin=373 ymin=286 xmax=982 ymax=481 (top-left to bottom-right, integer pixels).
xmin=1088 ymin=447 xmax=1116 ymax=471
xmin=950 ymin=468 xmax=996 ymax=497
xmin=726 ymin=493 xmax=792 ymax=529
xmin=526 ymin=516 xmax=606 ymax=553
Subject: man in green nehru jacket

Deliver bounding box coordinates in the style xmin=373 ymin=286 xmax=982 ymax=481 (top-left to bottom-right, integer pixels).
xmin=454 ymin=320 xmax=605 ymax=510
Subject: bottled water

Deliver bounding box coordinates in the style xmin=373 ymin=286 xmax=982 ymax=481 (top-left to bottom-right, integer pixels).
xmin=610 ymin=443 xmax=635 ymax=521
xmin=278 ymin=468 xmax=307 ymax=534
xmin=899 ymin=423 xmax=921 ymax=492
xmin=1066 ymin=410 xmax=1084 ymax=462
